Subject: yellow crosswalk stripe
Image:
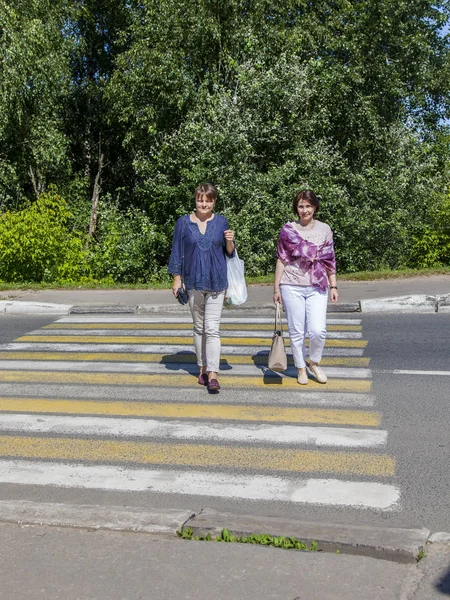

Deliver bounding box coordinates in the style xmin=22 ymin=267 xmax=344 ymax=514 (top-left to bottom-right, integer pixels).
xmin=0 ymin=398 xmax=380 ymax=426
xmin=0 ymin=436 xmax=395 ymax=476
xmin=43 ymin=323 xmax=363 ymax=332
xmin=0 ymin=371 xmax=372 ymax=391
xmin=0 ymin=351 xmax=370 ymax=367
xmin=17 ymin=335 xmax=368 ymax=348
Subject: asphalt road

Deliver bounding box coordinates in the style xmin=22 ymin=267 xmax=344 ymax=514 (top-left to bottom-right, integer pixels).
xmin=0 ymin=312 xmax=448 ymax=533
xmin=0 ymin=314 xmax=57 ymax=344
xmin=363 ymin=313 xmax=450 ymax=533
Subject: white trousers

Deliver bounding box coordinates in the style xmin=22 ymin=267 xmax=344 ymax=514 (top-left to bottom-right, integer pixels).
xmin=280 ymin=285 xmax=328 ymax=369
xmin=188 ymin=289 xmax=225 ymax=373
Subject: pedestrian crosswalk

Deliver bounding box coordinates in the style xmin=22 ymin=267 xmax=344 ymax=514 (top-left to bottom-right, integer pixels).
xmin=0 ymin=313 xmax=400 ymax=512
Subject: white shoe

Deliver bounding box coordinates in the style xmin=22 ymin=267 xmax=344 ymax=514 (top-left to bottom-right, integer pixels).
xmin=297 ymin=368 xmax=308 ymax=385
xmin=310 ymin=364 xmax=327 ymax=384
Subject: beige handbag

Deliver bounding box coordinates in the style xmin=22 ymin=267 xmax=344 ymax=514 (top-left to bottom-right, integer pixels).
xmin=268 ymin=303 xmax=287 ymax=372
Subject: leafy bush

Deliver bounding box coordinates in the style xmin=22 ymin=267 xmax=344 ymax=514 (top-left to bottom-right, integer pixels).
xmin=0 ymin=191 xmax=89 ymax=283
xmin=408 ymin=194 xmax=450 ymax=268
xmin=88 ymin=200 xmax=167 ymax=284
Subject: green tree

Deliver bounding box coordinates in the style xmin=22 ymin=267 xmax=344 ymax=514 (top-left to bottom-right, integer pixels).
xmin=106 ymin=0 xmax=450 ymax=273
xmin=0 ymin=0 xmax=72 ymax=206
xmin=63 ymin=0 xmax=132 ymax=203
xmin=1 ymin=0 xmax=449 ymax=280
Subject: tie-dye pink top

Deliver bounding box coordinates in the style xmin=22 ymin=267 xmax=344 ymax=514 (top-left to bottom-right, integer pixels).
xmin=277 ymin=220 xmax=336 ymax=291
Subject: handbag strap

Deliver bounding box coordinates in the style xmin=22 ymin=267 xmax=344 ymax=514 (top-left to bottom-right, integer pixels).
xmin=274 ymin=302 xmax=283 ymax=334
xmin=181 ymin=215 xmax=189 ymax=284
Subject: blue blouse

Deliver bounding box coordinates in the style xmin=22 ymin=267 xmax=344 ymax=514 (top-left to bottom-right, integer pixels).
xmin=168 ymin=214 xmax=235 ymax=292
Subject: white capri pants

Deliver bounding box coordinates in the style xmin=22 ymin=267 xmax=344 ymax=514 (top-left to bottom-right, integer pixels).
xmin=280 ymin=284 xmax=328 ymax=369
xmin=188 ymin=289 xmax=225 ymax=373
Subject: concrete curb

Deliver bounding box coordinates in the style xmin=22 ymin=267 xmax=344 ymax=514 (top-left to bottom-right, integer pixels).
xmin=0 ymin=499 xmax=194 ymax=536
xmin=70 ymin=305 xmax=138 ymax=314
xmin=360 ymin=295 xmax=437 ymax=313
xmin=437 ymin=293 xmax=450 ymax=312
xmin=185 ymin=509 xmax=429 ymax=564
xmin=0 ymin=294 xmax=447 ymax=314
xmin=0 ymin=500 xmax=436 ymax=563
xmin=360 ymin=293 xmax=450 ymax=313
xmin=0 ymin=301 xmax=73 ymax=314
xmin=0 ymin=301 xmax=362 ymax=314
xmin=428 ymin=532 xmax=450 ymax=544
xmin=0 ymin=301 xmax=361 ymax=314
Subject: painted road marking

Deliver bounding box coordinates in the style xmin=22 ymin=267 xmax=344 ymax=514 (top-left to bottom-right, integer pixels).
xmin=0 ymin=343 xmax=367 ymax=356
xmin=0 ymin=436 xmax=395 ymax=475
xmin=0 ymin=387 xmax=377 ymax=408
xmin=44 ymin=323 xmax=363 ymax=332
xmin=0 ymin=371 xmax=372 ymax=391
xmin=27 ymin=329 xmax=364 ymax=340
xmin=391 ymin=370 xmax=450 ymax=376
xmin=16 ymin=335 xmax=368 ymax=347
xmin=0 ymin=398 xmax=380 ymax=426
xmin=0 ymin=351 xmax=370 ymax=367
xmin=0 ymin=460 xmax=399 ymax=509
xmin=56 ymin=316 xmax=363 ymax=325
xmin=0 ymin=415 xmax=387 ymax=448
xmin=0 ymin=360 xmax=372 ymax=380
xmin=0 ymin=313 xmax=394 ymax=511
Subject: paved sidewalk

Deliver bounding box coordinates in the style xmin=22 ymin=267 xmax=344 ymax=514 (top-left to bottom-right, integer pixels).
xmin=0 ymin=274 xmax=449 ymax=313
xmin=0 ymin=521 xmax=449 ymax=599
xmin=0 ymin=275 xmax=448 ymax=598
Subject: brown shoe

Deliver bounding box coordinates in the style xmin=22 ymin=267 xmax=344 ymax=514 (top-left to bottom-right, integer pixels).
xmin=198 ymin=373 xmax=208 ymax=386
xmin=207 ymin=378 xmax=221 ymax=392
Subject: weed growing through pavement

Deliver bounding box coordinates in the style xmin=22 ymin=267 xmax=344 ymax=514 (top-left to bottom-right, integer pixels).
xmin=177 ymin=527 xmax=318 ymax=551
xmin=416 ymin=548 xmax=426 ymax=562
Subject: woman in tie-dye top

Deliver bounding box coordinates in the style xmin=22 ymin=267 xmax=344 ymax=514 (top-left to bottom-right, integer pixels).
xmin=273 ymin=190 xmax=338 ymax=385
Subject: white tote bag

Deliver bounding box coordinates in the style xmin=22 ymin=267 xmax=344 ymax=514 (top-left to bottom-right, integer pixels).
xmin=225 ymin=250 xmax=248 ymax=305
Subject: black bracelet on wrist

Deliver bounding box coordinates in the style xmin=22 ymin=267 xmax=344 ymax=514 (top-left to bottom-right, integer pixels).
xmin=329 ymin=286 xmax=338 ymax=290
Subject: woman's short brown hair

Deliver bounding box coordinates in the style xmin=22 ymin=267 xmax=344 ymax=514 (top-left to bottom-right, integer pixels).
xmin=195 ymin=183 xmax=218 ymax=202
xmin=292 ymin=189 xmax=320 ymax=215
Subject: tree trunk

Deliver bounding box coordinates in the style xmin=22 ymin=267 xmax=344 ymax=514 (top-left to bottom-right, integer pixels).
xmin=87 ymin=151 xmax=104 ymax=242
xmin=29 ymin=166 xmax=43 ymax=199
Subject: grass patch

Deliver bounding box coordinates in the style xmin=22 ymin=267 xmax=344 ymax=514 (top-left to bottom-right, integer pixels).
xmin=246 ymin=266 xmax=450 ymax=285
xmin=338 ymin=266 xmax=450 ymax=282
xmin=177 ymin=526 xmax=318 ymax=551
xmin=0 ymin=281 xmax=170 ymax=292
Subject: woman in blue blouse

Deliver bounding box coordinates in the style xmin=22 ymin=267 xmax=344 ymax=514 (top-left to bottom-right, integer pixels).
xmin=168 ymin=183 xmax=235 ymax=392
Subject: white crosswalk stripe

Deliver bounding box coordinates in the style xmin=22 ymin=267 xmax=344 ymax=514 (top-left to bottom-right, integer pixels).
xmin=0 ymin=460 xmax=399 ymax=509
xmin=0 ymin=414 xmax=387 ymax=447
xmin=0 ymin=384 xmax=377 ymax=407
xmin=0 ymin=359 xmax=372 ymax=379
xmin=0 ymin=342 xmax=367 ymax=356
xmin=28 ymin=328 xmax=363 ymax=339
xmin=57 ymin=316 xmax=362 ymax=325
